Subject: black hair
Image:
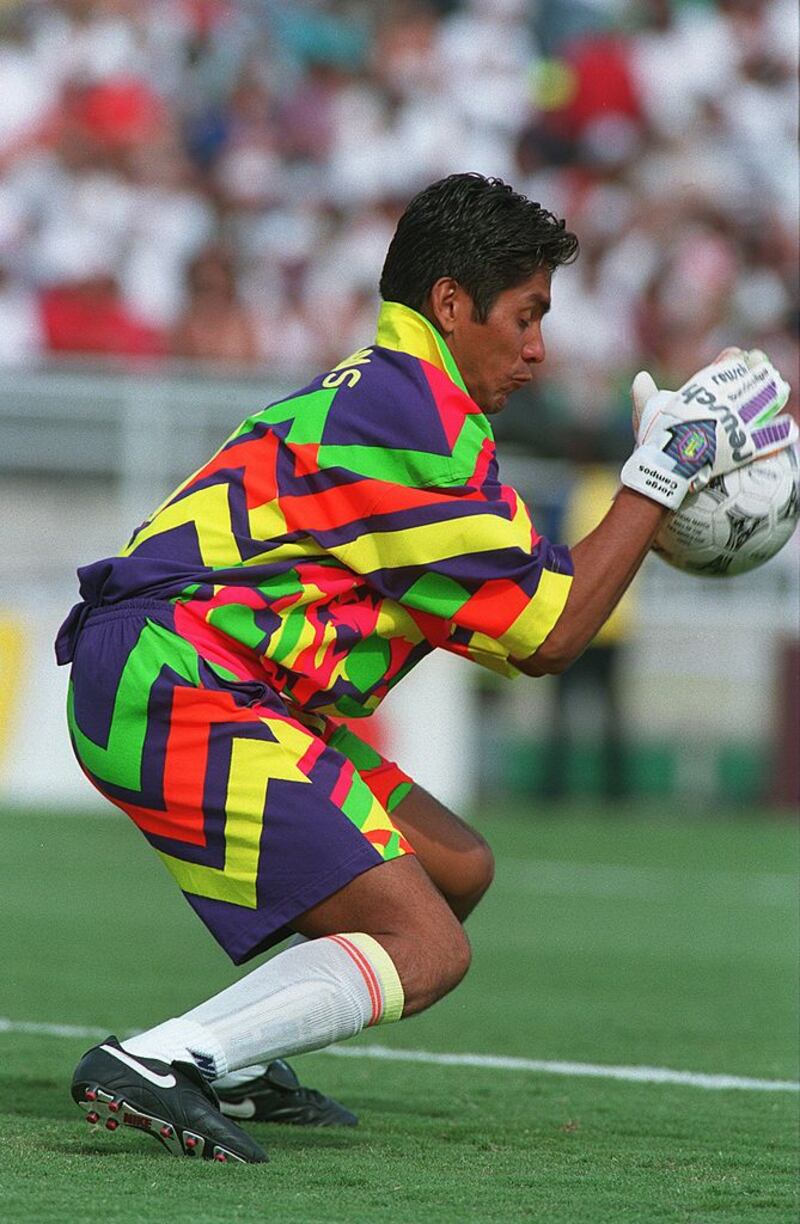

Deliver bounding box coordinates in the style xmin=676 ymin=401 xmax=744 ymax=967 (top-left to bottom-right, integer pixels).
xmin=379 ymin=173 xmax=579 ymax=322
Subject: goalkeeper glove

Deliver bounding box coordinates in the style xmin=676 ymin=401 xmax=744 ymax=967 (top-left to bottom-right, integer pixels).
xmin=620 ymin=349 xmax=797 ymax=510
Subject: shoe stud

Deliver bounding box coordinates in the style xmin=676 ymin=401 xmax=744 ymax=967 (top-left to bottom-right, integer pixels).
xmin=214 ymin=1152 xmax=227 ymax=1163
xmin=160 ymin=1125 xmax=173 ymax=1139
xmin=107 ymin=1101 xmax=120 ymax=1113
xmin=86 ymin=1111 xmax=99 ymax=1125
xmin=185 ymin=1136 xmax=197 ymax=1150
xmin=84 ymin=1089 xmax=97 ymax=1102
xmin=105 ymin=1118 xmax=119 ymax=1131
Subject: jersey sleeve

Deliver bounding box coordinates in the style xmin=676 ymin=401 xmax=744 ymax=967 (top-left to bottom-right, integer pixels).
xmin=330 ymin=476 xmax=574 ymax=676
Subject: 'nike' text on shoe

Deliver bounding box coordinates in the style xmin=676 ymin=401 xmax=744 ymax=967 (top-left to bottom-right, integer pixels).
xmin=71 ymin=1037 xmax=268 ymax=1163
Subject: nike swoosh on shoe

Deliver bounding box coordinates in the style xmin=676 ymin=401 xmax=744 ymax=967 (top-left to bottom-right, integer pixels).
xmin=100 ymin=1043 xmax=178 ymax=1088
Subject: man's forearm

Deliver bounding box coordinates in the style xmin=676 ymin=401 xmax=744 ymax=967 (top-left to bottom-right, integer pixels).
xmin=515 ymin=488 xmax=667 ymax=676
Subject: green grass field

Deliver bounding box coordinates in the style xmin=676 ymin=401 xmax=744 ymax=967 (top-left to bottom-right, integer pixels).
xmin=1 ymin=803 xmax=798 ymax=1223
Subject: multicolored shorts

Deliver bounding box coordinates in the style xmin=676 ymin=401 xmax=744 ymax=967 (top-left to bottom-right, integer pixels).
xmin=64 ymin=601 xmax=414 ymax=964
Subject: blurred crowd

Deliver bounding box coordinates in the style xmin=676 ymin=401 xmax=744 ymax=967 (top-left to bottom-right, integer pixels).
xmin=0 ymin=0 xmax=797 ymax=453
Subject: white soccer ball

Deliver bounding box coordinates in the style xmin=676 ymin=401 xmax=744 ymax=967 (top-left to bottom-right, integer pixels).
xmin=654 ymin=445 xmax=800 ymax=576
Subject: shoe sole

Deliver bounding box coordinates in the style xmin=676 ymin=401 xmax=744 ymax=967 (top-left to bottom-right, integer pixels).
xmin=76 ymin=1080 xmax=249 ymax=1163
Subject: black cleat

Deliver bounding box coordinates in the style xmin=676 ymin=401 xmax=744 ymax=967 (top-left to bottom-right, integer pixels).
xmin=71 ymin=1036 xmax=268 ymax=1163
xmin=215 ymin=1059 xmax=358 ymax=1127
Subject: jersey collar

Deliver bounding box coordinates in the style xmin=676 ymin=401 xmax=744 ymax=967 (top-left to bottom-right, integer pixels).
xmin=375 ymin=301 xmax=469 ymax=395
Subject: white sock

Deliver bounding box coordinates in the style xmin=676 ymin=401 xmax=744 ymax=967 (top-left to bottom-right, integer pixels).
xmin=122 ymin=933 xmax=404 ymax=1082
xmin=208 ymin=933 xmax=312 ymax=1089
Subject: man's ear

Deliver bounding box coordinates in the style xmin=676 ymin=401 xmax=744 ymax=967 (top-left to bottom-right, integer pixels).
xmin=427 ymin=277 xmax=465 ymax=336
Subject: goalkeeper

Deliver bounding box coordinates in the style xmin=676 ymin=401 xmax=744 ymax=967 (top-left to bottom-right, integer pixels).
xmin=55 ymin=173 xmax=795 ymax=1164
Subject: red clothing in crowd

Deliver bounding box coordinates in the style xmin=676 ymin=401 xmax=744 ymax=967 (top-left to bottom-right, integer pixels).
xmin=40 ymin=285 xmax=164 ymax=357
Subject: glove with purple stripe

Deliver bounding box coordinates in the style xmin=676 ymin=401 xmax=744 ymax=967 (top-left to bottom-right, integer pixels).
xmin=620 ymin=348 xmax=796 ymax=510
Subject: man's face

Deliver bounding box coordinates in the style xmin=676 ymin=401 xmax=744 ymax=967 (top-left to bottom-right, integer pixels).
xmin=438 ymin=268 xmax=551 ymax=414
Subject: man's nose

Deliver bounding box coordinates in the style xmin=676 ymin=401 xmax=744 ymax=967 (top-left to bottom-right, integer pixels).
xmin=522 ymin=325 xmax=545 ymax=364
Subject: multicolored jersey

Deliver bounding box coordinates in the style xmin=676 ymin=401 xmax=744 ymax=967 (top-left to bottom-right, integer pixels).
xmin=56 ymin=302 xmax=574 ymax=717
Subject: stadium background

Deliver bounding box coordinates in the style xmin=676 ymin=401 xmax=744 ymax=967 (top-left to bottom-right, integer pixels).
xmin=0 ymin=0 xmax=798 ymax=811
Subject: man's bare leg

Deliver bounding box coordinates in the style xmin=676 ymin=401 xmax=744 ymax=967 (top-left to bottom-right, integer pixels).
xmin=123 ymin=853 xmax=470 ymax=1081
xmin=388 ymin=784 xmax=495 ymax=922
xmin=211 ymin=789 xmax=491 ymax=1104
xmin=293 ymin=853 xmax=471 ymax=1015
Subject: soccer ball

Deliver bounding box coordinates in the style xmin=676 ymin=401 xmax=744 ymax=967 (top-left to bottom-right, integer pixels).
xmin=654 ymin=445 xmax=800 ymax=577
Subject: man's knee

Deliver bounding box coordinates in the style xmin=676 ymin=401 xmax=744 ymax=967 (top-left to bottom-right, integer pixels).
xmin=389 ymin=787 xmax=496 ymax=921
xmin=444 ymin=833 xmax=495 ymax=921
xmin=433 ymin=917 xmax=472 ymax=995
xmin=460 ymin=834 xmax=495 ymax=904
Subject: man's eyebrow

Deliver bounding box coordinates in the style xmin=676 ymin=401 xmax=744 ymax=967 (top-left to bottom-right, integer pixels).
xmin=522 ymin=293 xmax=551 ymax=314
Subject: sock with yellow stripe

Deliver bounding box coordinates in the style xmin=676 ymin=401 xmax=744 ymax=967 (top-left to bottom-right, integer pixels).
xmin=122 ymin=933 xmax=404 ymax=1082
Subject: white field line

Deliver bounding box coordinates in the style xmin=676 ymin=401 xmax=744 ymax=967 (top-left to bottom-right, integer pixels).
xmin=502 ymin=859 xmax=798 ymax=907
xmin=1 ymin=1017 xmax=797 ymax=1094
xmin=325 ymin=1044 xmax=799 ymax=1092
xmin=0 ymin=1019 xmax=109 ymax=1040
